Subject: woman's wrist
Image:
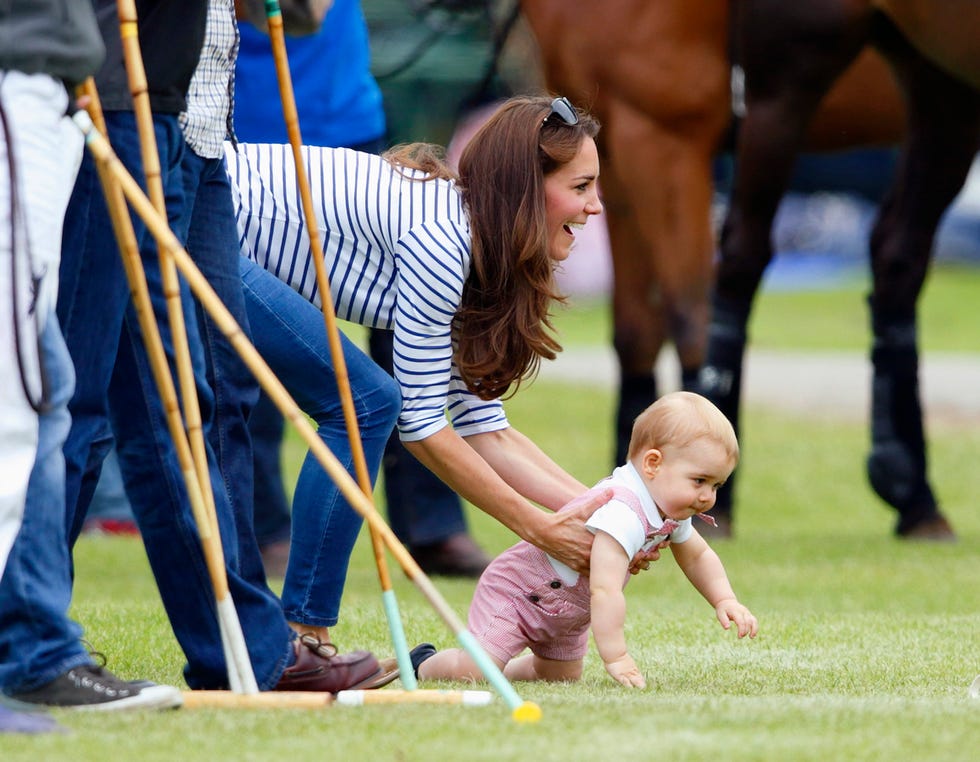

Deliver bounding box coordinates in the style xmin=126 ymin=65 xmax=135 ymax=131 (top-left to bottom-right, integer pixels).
xmin=517 ymin=503 xmax=549 ymax=548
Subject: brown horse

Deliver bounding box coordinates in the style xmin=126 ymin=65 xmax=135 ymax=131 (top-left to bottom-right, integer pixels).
xmin=519 ymin=2 xmax=905 ymax=488
xmin=701 ymin=0 xmax=980 ymax=539
xmin=874 ymin=0 xmax=980 ymax=90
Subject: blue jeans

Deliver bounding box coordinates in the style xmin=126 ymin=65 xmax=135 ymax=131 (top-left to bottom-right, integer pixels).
xmin=245 ymin=136 xmax=396 ymax=549
xmin=180 ymin=149 xmax=265 ymax=587
xmin=248 ymin=328 xmax=468 ymax=549
xmin=0 ymin=316 xmax=89 ymax=693
xmin=240 ymin=255 xmax=400 ymax=627
xmin=56 ymin=119 xmax=145 ymax=544
xmin=54 ymin=112 xmax=290 ymax=689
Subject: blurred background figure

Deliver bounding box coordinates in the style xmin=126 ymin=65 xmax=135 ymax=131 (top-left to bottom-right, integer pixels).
xmin=82 ymin=446 xmax=140 ymax=535
xmin=233 ymin=0 xmax=491 ymax=578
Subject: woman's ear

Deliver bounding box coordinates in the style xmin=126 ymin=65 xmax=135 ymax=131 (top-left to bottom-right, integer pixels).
xmin=641 ymin=448 xmax=662 ymax=478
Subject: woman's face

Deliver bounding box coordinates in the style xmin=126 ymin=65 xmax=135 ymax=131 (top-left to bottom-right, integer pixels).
xmin=543 ymin=136 xmax=602 ymax=262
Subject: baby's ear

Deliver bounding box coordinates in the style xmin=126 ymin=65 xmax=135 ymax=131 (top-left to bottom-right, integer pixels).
xmin=640 ymin=448 xmax=662 ymax=477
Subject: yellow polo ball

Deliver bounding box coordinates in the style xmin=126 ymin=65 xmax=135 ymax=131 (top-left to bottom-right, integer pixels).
xmin=512 ymin=700 xmax=542 ymax=723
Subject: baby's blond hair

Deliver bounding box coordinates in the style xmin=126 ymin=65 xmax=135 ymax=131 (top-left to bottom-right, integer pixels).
xmin=627 ymin=391 xmax=739 ymax=463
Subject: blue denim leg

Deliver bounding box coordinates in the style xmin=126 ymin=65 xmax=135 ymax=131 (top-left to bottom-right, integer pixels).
xmin=240 ymin=256 xmax=400 ymax=627
xmin=367 ymin=327 xmax=467 ymax=546
xmin=0 ymin=317 xmax=90 ymax=693
xmin=106 ymin=143 xmax=291 ymax=689
xmin=109 ymin=309 xmax=290 ymax=689
xmin=179 ymin=149 xmax=265 ymax=587
xmin=56 ymin=113 xmax=143 ymax=545
xmin=55 ymin=113 xmax=290 ymax=689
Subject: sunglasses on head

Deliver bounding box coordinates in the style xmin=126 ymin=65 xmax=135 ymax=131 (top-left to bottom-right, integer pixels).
xmin=543 ymin=96 xmax=579 ymax=126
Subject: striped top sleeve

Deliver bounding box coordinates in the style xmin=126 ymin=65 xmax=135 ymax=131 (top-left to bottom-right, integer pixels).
xmin=224 ymin=141 xmax=509 ymax=441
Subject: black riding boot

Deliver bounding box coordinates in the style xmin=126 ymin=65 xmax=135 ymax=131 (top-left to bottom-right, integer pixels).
xmin=866 ymin=306 xmax=953 ymax=538
xmin=615 ymin=373 xmax=658 ymax=466
xmin=696 ymin=294 xmax=752 ymax=530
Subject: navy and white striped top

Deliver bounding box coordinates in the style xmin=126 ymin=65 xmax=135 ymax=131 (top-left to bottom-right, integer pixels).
xmin=224 ymin=142 xmax=509 ymax=442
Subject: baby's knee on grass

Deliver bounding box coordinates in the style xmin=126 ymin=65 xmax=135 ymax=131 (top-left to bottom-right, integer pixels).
xmin=535 ymin=656 xmax=582 ymax=682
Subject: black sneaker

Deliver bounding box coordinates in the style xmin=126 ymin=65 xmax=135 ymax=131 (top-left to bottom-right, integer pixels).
xmin=409 ymin=643 xmax=437 ymax=679
xmin=8 ymin=664 xmax=182 ymax=711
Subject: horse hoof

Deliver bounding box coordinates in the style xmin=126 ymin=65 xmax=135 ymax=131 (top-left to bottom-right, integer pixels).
xmin=896 ymin=514 xmax=956 ymax=542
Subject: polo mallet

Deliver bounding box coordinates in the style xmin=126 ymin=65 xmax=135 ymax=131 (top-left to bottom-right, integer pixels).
xmin=72 ymin=111 xmax=541 ymax=722
xmin=262 ymin=0 xmax=415 ymax=689
xmin=181 ymin=688 xmax=493 ymax=710
xmin=970 ymin=675 xmax=980 ymax=698
xmin=336 ymin=689 xmax=493 ymax=707
xmin=79 ymin=69 xmax=257 ymax=694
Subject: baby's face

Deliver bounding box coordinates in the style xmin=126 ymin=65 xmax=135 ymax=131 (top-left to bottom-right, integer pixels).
xmin=642 ymin=439 xmax=735 ymax=521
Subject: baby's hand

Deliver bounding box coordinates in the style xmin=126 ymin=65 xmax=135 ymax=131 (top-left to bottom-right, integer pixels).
xmin=715 ymin=599 xmax=759 ymax=639
xmin=604 ymin=655 xmax=646 ymax=688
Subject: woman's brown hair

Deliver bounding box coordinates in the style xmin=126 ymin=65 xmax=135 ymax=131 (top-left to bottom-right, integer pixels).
xmin=383 ymin=96 xmax=600 ymax=400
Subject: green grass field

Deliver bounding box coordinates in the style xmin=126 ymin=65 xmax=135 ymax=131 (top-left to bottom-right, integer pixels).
xmin=4 ymin=265 xmax=979 ymax=760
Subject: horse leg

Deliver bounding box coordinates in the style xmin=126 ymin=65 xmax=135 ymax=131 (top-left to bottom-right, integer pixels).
xmin=608 ymin=134 xmax=721 ymax=464
xmin=864 ymin=22 xmax=980 ymax=538
xmin=701 ymin=0 xmax=875 ymax=528
xmin=603 ymin=169 xmax=663 ymax=465
xmin=601 ymin=77 xmax=729 ymax=463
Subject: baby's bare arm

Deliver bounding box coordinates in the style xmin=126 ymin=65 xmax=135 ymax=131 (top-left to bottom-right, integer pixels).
xmin=672 ymin=532 xmax=758 ymax=638
xmin=590 ymin=531 xmax=645 ymax=688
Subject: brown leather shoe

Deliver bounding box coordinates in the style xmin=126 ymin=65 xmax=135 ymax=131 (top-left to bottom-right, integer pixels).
xmin=273 ymin=634 xmax=382 ymax=693
xmin=410 ymin=533 xmax=492 ymax=578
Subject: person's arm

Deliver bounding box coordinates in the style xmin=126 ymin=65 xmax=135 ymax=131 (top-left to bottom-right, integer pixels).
xmin=589 ymin=531 xmax=645 ymax=688
xmin=403 ymin=427 xmax=607 ymax=574
xmin=670 ymin=532 xmax=759 ymax=639
xmin=465 ymin=427 xmax=587 ymax=511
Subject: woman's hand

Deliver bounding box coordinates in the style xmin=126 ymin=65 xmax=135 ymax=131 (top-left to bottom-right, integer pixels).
xmin=628 ymin=539 xmax=669 ymax=575
xmin=531 ymin=488 xmax=612 ymax=574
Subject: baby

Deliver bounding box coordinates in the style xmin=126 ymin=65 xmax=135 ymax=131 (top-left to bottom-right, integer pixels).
xmin=411 ymin=391 xmax=758 ymax=688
